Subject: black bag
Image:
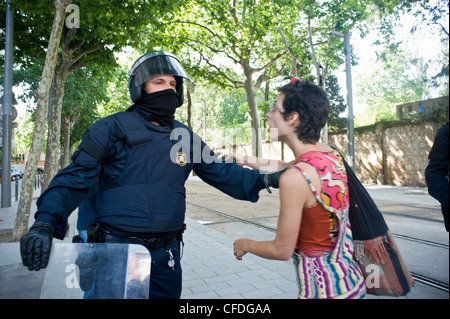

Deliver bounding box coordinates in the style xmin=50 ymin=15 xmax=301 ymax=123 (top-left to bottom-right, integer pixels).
xmin=343 ymin=159 xmax=389 ymax=240
xmin=335 ymin=148 xmax=414 ymax=296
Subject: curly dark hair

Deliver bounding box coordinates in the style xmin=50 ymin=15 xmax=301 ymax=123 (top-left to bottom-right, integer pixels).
xmin=278 ymin=78 xmax=330 ymax=144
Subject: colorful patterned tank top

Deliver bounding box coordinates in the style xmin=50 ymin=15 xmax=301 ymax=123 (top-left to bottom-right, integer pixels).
xmin=291 ymin=150 xmax=366 ymax=299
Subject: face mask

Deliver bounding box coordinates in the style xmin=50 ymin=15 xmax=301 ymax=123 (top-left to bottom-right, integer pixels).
xmin=135 ymin=89 xmax=180 ymax=126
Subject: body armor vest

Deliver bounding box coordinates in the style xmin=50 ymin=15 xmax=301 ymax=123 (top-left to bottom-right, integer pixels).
xmin=92 ymin=111 xmax=192 ymax=234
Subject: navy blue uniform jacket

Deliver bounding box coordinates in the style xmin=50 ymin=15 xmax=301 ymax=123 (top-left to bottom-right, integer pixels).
xmin=425 ymin=122 xmax=449 ymax=230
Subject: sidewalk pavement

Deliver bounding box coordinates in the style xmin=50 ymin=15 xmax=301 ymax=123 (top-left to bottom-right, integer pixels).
xmin=362 ymin=184 xmax=440 ymax=207
xmin=0 ymin=179 xmax=444 ymax=299
xmin=0 ymin=187 xmax=42 ymax=241
xmin=181 ymin=216 xmax=298 ymax=299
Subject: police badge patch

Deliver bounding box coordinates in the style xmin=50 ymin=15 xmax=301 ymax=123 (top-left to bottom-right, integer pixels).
xmin=176 ymin=152 xmax=187 ymax=167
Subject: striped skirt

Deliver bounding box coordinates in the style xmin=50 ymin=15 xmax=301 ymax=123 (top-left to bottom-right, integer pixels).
xmin=293 ymin=252 xmax=366 ymax=299
xmin=292 ymin=219 xmax=367 ymax=299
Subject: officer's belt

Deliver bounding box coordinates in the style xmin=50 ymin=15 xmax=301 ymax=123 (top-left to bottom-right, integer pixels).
xmin=89 ymin=224 xmax=184 ymax=251
xmin=105 ymin=232 xmax=181 ymax=251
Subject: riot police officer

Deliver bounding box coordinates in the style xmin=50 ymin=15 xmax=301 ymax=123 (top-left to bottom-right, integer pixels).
xmin=20 ymin=51 xmax=281 ymax=299
xmin=425 ymin=122 xmax=449 ymax=232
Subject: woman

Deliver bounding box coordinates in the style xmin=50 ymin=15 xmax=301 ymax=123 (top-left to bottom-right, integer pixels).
xmin=233 ymin=78 xmax=366 ymax=299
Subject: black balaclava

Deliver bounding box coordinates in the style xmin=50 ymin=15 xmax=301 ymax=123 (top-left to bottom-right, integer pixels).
xmin=134 ymin=88 xmax=180 ymax=126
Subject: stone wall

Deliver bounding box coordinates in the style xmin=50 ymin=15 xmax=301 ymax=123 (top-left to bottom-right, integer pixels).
xmin=215 ymin=119 xmax=447 ymax=187
xmin=396 ymin=96 xmax=449 ymax=120
xmin=329 ymin=120 xmax=445 ymax=186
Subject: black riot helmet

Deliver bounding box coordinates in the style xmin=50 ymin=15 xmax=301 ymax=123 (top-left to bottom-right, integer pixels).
xmin=128 ymin=51 xmax=193 ymax=106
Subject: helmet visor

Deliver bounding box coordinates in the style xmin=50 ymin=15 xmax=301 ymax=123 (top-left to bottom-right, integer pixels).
xmin=130 ymin=52 xmax=193 ymax=88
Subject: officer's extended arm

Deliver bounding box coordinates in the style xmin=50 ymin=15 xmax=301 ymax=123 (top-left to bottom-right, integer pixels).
xmin=193 ymin=141 xmax=287 ymax=202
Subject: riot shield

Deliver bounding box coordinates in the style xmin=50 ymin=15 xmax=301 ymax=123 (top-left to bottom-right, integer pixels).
xmin=0 ymin=243 xmax=151 ymax=299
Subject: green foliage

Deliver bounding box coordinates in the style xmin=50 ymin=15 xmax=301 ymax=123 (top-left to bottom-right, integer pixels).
xmin=354 ymin=47 xmax=440 ymax=126
xmin=153 ymin=0 xmax=287 ymax=87
xmin=326 ymin=74 xmax=347 ymax=130
xmin=61 ymin=67 xmax=110 ymax=146
xmin=220 ymin=89 xmax=249 ymax=127
xmin=14 ymin=114 xmax=35 ymax=154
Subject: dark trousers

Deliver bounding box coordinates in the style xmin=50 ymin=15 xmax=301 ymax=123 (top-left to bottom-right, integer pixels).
xmin=104 ymin=235 xmax=182 ymax=299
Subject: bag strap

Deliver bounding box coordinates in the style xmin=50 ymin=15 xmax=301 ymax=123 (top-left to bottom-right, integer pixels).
xmin=329 ymin=145 xmax=389 ymax=240
xmin=291 ymin=164 xmax=324 ymax=207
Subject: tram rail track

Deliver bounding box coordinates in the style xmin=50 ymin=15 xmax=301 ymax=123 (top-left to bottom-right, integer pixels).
xmin=411 ymin=273 xmax=449 ymax=293
xmin=187 ymin=201 xmax=450 ymax=294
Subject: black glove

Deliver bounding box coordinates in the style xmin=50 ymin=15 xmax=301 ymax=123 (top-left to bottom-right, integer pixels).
xmin=20 ymin=222 xmax=54 ymax=271
xmin=264 ymin=167 xmax=288 ymax=191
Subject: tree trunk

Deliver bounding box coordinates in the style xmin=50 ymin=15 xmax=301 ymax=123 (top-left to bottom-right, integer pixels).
xmin=270 ymin=0 xmax=297 ymax=77
xmin=307 ymin=19 xmax=329 ymax=144
xmin=242 ymin=62 xmax=262 ymax=157
xmin=13 ymin=0 xmax=69 ymax=241
xmin=41 ymin=26 xmax=99 ymax=190
xmin=60 ymin=114 xmax=72 ymax=169
xmin=41 ymin=68 xmax=69 ymax=191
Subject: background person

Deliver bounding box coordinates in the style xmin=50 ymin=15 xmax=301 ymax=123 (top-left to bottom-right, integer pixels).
xmin=425 ymin=122 xmax=449 ymax=232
